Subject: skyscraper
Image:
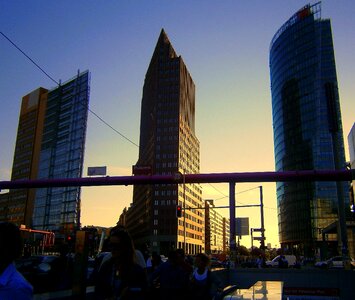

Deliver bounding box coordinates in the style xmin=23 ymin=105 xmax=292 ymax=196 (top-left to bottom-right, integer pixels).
xmin=0 ymin=88 xmax=48 ymax=226
xmin=0 ymin=71 xmax=89 ymax=235
xmin=1 ymin=71 xmax=90 ymax=236
xmin=269 ymin=3 xmax=349 ymax=256
xmin=32 ymin=70 xmax=90 ymax=234
xmin=123 ymin=30 xmax=203 ymax=255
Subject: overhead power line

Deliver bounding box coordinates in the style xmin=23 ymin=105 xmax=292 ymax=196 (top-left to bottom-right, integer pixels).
xmin=0 ymin=31 xmax=139 ymax=148
xmin=88 ymin=108 xmax=139 ymax=147
xmin=208 ymin=183 xmax=228 ymax=199
xmin=0 ymin=31 xmax=59 ymax=86
xmin=207 ymin=184 xmax=277 ymax=210
xmin=209 ymin=183 xmax=261 ymax=205
xmin=0 ymin=31 xmax=281 ymax=208
xmin=236 ymin=186 xmax=260 ymax=195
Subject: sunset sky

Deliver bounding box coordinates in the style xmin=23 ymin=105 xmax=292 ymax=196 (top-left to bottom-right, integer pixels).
xmin=1 ymin=1 xmax=354 ymax=248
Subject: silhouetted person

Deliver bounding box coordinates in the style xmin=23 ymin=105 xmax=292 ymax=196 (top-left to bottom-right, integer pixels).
xmin=94 ymin=226 xmax=147 ymax=299
xmin=189 ymin=253 xmax=222 ymax=300
xmin=0 ymin=222 xmax=33 ymax=299
xmin=256 ymin=254 xmax=265 ymax=269
xmin=176 ymin=248 xmax=193 ymax=275
xmin=146 ymin=251 xmax=162 ymax=274
xmin=278 ymin=255 xmax=288 ymax=268
xmin=150 ymin=249 xmax=190 ymax=300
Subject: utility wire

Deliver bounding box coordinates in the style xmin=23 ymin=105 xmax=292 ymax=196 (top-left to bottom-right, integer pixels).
xmin=207 ymin=185 xmax=278 ymax=210
xmin=209 ymin=184 xmax=261 ymax=205
xmin=208 ymin=183 xmax=228 ymax=199
xmin=0 ymin=31 xmax=279 ymax=201
xmin=2 ymin=32 xmax=277 ymax=211
xmin=236 ymin=186 xmax=260 ymax=195
xmin=88 ymin=108 xmax=139 ymax=147
xmin=0 ymin=31 xmax=59 ymax=86
xmin=1 ymin=31 xmax=139 ymax=148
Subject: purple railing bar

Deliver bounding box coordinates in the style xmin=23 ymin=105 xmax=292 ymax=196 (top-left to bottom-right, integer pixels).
xmin=187 ymin=169 xmax=354 ymax=183
xmin=0 ymin=169 xmax=353 ymax=190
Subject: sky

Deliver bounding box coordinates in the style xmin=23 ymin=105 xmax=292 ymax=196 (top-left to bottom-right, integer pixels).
xmin=1 ymin=0 xmax=354 ymax=248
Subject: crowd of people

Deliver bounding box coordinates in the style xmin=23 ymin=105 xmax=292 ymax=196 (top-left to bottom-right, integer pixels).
xmin=94 ymin=225 xmax=223 ymax=300
xmin=1 ymin=222 xmax=224 ymax=299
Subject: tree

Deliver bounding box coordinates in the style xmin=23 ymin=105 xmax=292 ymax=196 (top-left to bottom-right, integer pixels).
xmin=250 ymin=247 xmax=263 ymax=257
xmin=236 ymin=245 xmax=250 ymax=256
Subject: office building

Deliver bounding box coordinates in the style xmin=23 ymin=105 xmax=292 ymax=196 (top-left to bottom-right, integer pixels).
xmin=0 ymin=192 xmax=9 ymax=222
xmin=269 ymin=3 xmax=349 ymax=256
xmin=32 ymin=71 xmax=90 ymax=234
xmin=123 ymin=29 xmax=203 ymax=255
xmin=205 ymin=200 xmax=230 ymax=254
xmin=0 ymin=88 xmax=48 ymax=226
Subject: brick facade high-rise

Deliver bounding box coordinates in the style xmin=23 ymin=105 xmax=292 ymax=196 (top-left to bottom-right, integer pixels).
xmin=123 ymin=30 xmax=203 ymax=255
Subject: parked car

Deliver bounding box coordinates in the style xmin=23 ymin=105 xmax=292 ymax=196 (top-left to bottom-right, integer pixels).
xmin=314 ymin=256 xmax=355 ymax=269
xmin=265 ymin=255 xmax=297 ymax=268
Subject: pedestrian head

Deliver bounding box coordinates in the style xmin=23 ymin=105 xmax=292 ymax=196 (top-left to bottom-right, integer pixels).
xmin=152 ymin=251 xmax=161 ymax=265
xmin=0 ymin=222 xmax=23 ymax=271
xmin=167 ymin=249 xmax=178 ymax=264
xmin=108 ymin=226 xmax=135 ymax=264
xmin=176 ymin=248 xmax=185 ymax=258
xmin=176 ymin=248 xmax=186 ymax=264
xmin=195 ymin=253 xmax=210 ymax=270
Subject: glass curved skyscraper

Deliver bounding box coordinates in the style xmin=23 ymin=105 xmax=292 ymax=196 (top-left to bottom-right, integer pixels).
xmin=269 ymin=3 xmax=349 ymax=256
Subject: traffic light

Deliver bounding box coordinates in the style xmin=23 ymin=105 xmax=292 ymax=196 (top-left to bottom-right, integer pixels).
xmin=66 ymin=234 xmax=75 ymax=247
xmin=176 ymin=205 xmax=182 ymax=218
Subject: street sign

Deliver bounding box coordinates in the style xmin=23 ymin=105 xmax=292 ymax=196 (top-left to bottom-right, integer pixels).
xmin=88 ymin=166 xmax=107 ymax=176
xmin=236 ymin=217 xmax=249 ymax=236
xmin=253 ymin=237 xmax=266 ymax=241
xmin=132 ymin=165 xmax=152 ymax=175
